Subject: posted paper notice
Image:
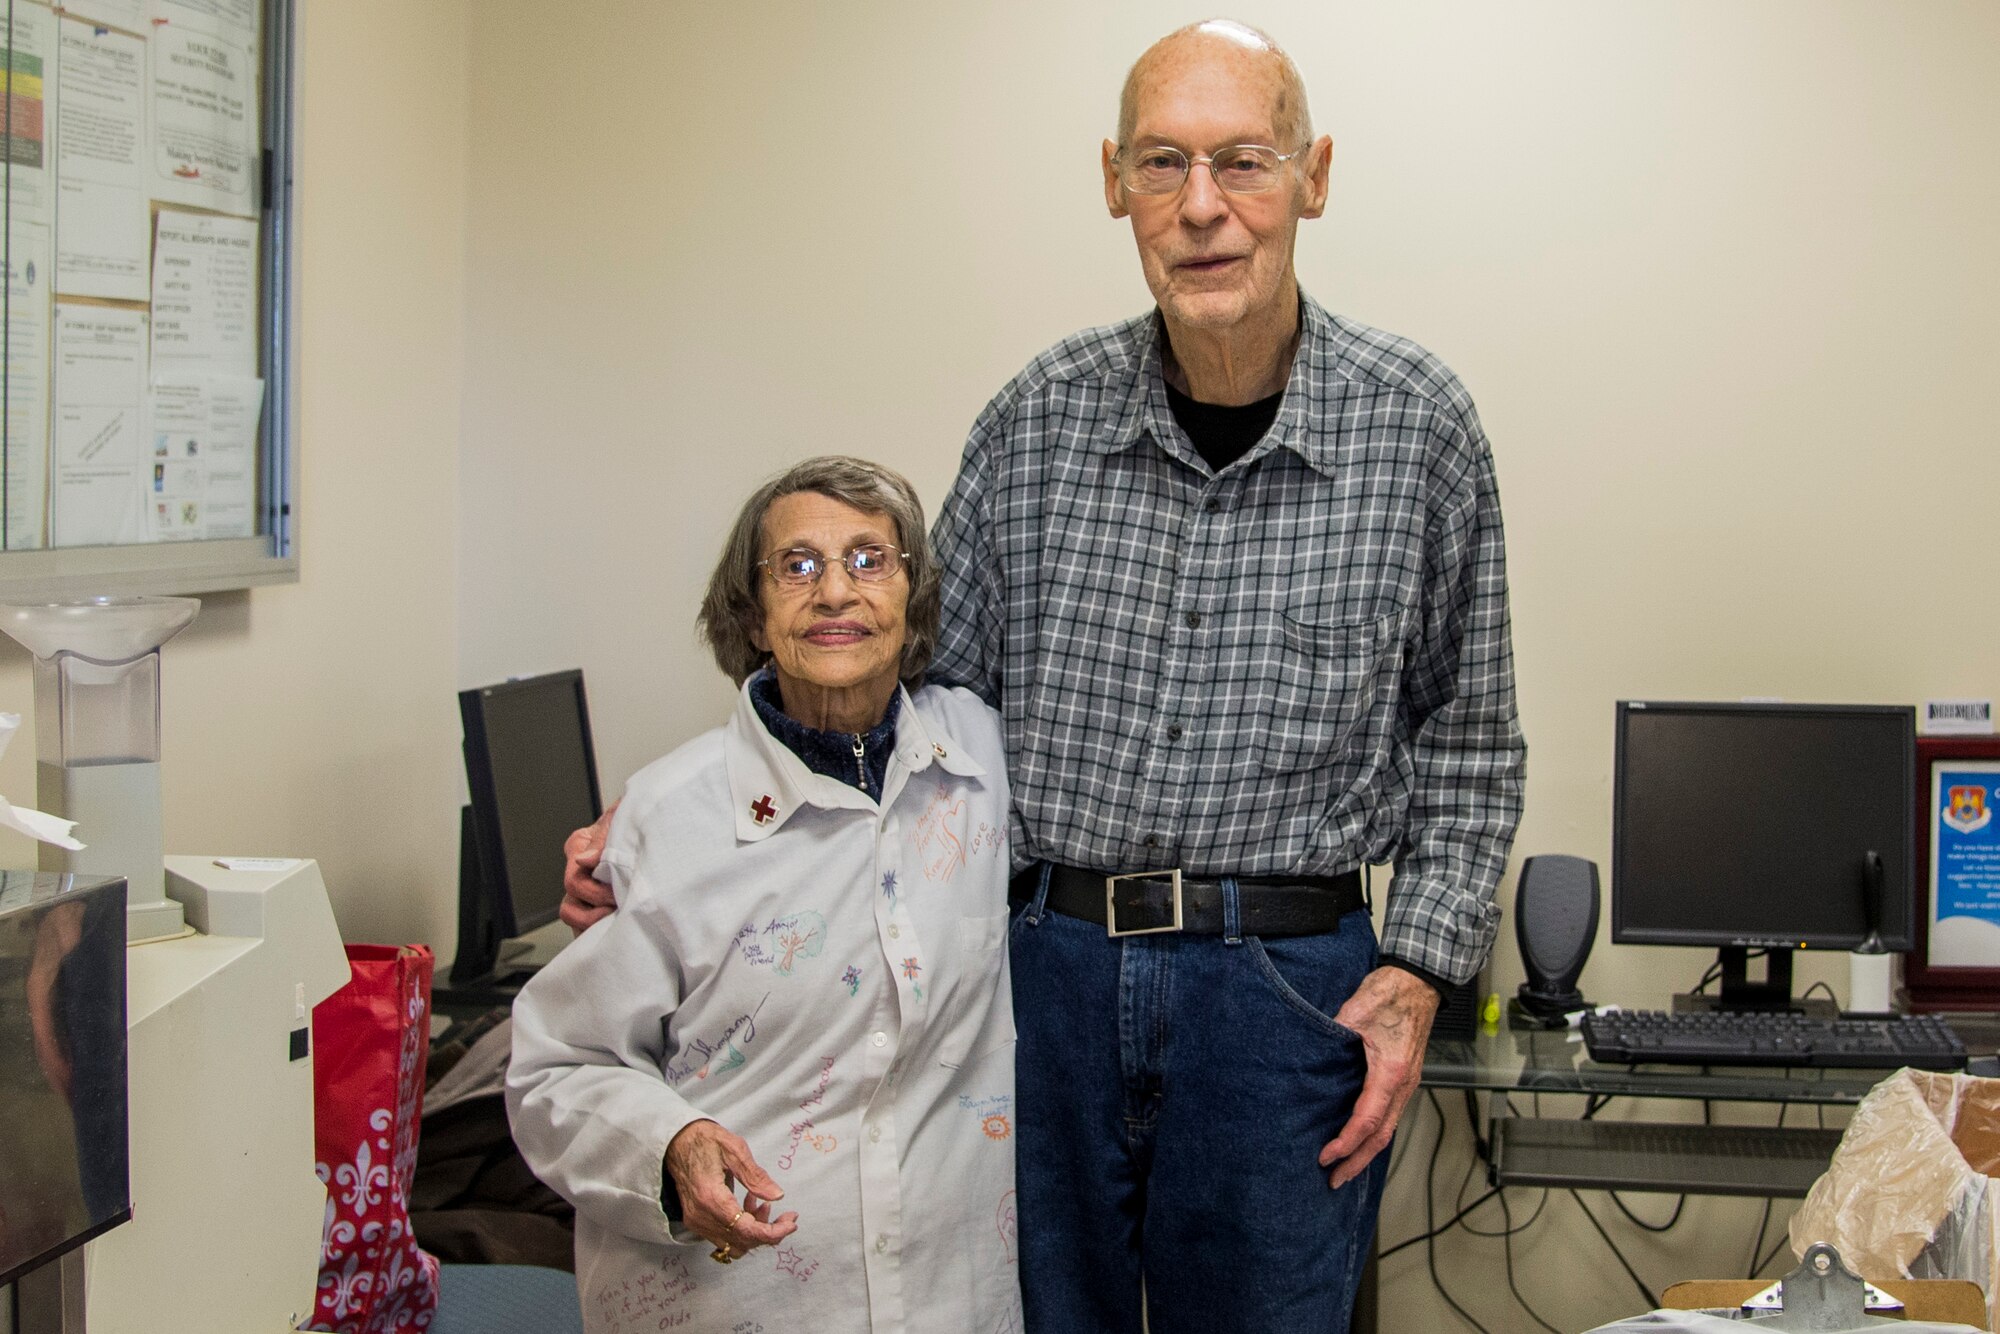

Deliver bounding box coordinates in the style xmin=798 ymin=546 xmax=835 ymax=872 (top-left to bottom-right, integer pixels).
xmin=151 ymin=209 xmax=258 ymax=375
xmin=64 ymin=2 xmax=147 ymax=34
xmin=149 ymin=374 xmax=262 ymax=540
xmin=150 ymin=0 xmax=258 ymax=46
xmin=56 ymin=19 xmax=149 ymax=300
xmin=2 ymin=1 xmax=58 ymax=231
xmin=2 ymin=223 xmax=52 ymax=550
xmin=149 ymin=21 xmax=256 ymax=215
xmin=51 ymin=304 xmax=149 ymax=547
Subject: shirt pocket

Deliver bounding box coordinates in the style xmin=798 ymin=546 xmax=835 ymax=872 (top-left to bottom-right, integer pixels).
xmin=956 ymin=910 xmax=1011 ymax=955
xmin=937 ymin=911 xmax=1014 ymax=1071
xmin=1257 ymin=609 xmax=1402 ymax=776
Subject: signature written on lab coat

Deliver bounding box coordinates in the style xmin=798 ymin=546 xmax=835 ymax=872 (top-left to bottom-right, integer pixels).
xmin=912 ymin=785 xmax=1009 ymax=886
xmin=730 ymin=913 xmax=829 ymax=976
xmin=594 ymin=1253 xmax=695 ymax=1331
xmin=777 ymin=1055 xmax=840 ymax=1171
xmin=663 ymin=993 xmax=770 ymax=1084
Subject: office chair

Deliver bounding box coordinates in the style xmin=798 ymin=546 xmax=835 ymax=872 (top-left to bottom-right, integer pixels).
xmin=431 ymin=1264 xmax=582 ymax=1334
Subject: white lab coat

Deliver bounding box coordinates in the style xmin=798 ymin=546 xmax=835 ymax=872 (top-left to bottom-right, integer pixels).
xmin=507 ymin=680 xmax=1022 ymax=1334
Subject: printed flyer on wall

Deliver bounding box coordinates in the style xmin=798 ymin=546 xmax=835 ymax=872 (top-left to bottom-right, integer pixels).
xmin=1927 ymin=762 xmax=2000 ymax=967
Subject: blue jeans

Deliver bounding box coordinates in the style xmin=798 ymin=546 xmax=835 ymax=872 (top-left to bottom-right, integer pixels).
xmin=1009 ymin=884 xmax=1387 ymax=1334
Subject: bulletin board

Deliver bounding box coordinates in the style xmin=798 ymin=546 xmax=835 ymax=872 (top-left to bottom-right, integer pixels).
xmin=0 ymin=0 xmax=294 ymax=598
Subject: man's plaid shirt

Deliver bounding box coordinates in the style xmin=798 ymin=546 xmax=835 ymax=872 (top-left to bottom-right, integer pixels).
xmin=928 ymin=293 xmax=1526 ymax=984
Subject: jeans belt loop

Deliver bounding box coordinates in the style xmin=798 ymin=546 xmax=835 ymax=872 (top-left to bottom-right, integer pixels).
xmin=1220 ymin=876 xmax=1243 ymax=946
xmin=1025 ymin=861 xmax=1054 ymax=926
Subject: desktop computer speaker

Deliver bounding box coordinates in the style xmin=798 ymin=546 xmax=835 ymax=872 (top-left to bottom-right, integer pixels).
xmin=1512 ymin=854 xmax=1600 ymax=1025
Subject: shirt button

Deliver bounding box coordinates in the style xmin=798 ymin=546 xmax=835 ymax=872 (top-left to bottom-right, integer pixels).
xmin=875 ymin=1233 xmax=889 ymax=1253
xmin=1144 ymin=834 xmax=1161 ymax=849
xmin=889 ymin=924 xmax=901 ymax=939
xmin=1204 ymin=499 xmax=1222 ymax=514
xmin=872 ymin=1031 xmax=888 ymax=1048
xmin=1183 ymin=611 xmax=1200 ymax=629
xmin=1166 ymin=724 xmax=1183 ymax=741
xmin=868 ymin=1125 xmax=882 ymax=1143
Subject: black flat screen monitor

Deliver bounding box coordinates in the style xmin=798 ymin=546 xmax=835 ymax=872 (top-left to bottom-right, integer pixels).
xmin=454 ymin=669 xmax=602 ymax=985
xmin=1612 ymin=701 xmax=1915 ymax=1011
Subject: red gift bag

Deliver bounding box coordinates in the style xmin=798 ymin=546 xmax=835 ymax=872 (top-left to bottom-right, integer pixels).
xmin=307 ymin=944 xmax=441 ymax=1333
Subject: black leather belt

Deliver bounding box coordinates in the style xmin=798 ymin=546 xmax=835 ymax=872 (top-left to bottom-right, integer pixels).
xmin=1010 ymin=863 xmax=1365 ymax=938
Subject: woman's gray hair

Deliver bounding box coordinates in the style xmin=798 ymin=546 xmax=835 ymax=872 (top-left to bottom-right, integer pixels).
xmin=698 ymin=455 xmax=941 ymax=687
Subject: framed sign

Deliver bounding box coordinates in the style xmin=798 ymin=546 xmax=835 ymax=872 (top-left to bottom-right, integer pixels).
xmin=1905 ymin=736 xmax=2000 ymax=1011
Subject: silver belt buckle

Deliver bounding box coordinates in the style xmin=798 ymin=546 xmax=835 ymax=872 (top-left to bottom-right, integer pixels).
xmin=1105 ymin=869 xmax=1184 ymax=938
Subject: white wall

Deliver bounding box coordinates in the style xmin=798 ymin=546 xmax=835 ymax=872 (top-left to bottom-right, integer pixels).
xmin=0 ymin=0 xmax=470 ymax=951
xmin=457 ymin=3 xmax=2000 ymax=1329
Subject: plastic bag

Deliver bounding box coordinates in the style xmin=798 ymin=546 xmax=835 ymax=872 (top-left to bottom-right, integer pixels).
xmin=1789 ymin=1068 xmax=2000 ymax=1328
xmin=305 ymin=944 xmax=441 ymax=1332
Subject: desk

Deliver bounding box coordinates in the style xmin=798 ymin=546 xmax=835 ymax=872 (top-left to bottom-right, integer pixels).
xmin=83 ymin=858 xmax=349 ymax=1334
xmin=1426 ymin=1025 xmax=1903 ymax=1106
xmin=435 ymin=926 xmax=569 ymax=1022
xmin=1424 ymin=1020 xmax=2000 ymax=1194
xmin=1424 ymin=1027 xmax=1896 ymax=1197
xmin=434 ymin=970 xmax=535 ymax=1021
xmin=1664 ymin=1280 xmax=1992 ymax=1328
xmin=1664 ymin=1277 xmax=1990 ymax=1327
xmin=1349 ymin=1023 xmax=1998 ymax=1334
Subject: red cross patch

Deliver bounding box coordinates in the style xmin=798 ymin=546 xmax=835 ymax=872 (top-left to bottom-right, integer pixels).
xmin=750 ymin=794 xmax=778 ymax=825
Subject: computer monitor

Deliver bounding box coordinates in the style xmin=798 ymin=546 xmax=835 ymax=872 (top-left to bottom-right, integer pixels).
xmin=452 ymin=669 xmax=603 ymax=986
xmin=1612 ymin=701 xmax=1915 ymax=1012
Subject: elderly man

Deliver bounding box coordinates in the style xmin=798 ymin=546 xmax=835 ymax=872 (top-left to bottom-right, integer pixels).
xmin=565 ymin=20 xmax=1522 ymax=1333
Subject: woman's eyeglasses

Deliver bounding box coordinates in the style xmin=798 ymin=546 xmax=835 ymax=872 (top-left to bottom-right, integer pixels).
xmin=757 ymin=544 xmax=908 ymax=587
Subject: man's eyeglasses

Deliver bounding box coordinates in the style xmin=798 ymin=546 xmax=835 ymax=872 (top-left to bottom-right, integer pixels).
xmin=1112 ymin=143 xmax=1308 ymax=196
xmin=757 ymin=544 xmax=909 ymax=587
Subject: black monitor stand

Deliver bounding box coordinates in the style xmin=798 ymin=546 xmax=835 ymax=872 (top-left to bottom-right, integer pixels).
xmin=445 ymin=804 xmax=545 ymax=1006
xmin=1671 ymin=854 xmax=1887 ymax=1021
xmin=1674 ymin=947 xmax=1837 ymax=1019
xmin=450 ymin=804 xmax=503 ymax=987
xmin=1712 ymin=946 xmax=1802 ymax=1011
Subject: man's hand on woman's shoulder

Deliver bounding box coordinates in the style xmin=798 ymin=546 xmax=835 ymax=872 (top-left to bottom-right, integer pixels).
xmin=560 ymin=802 xmax=620 ymax=933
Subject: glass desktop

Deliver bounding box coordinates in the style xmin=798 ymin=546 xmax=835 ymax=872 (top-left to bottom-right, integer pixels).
xmin=1421 ymin=1021 xmax=1999 ymax=1106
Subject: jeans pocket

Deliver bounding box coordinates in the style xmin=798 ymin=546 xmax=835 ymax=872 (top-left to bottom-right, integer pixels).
xmin=1244 ymin=923 xmax=1376 ymax=1042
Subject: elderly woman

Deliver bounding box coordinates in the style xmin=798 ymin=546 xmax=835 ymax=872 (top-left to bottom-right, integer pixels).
xmin=506 ymin=457 xmax=1020 ymax=1332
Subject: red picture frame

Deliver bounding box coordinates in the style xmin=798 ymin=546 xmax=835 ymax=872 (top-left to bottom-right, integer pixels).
xmin=1904 ymin=735 xmax=2000 ymax=1012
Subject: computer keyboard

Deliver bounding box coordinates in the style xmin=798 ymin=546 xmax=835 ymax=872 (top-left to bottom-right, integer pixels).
xmin=1579 ymin=1009 xmax=1967 ymax=1070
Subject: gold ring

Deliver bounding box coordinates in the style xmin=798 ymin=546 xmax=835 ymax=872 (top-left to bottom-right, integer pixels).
xmin=709 ymin=1244 xmax=734 ymax=1264
xmin=728 ymin=1208 xmax=746 ymax=1234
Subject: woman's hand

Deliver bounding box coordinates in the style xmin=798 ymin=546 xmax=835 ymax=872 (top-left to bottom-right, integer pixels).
xmin=665 ymin=1119 xmax=799 ymax=1260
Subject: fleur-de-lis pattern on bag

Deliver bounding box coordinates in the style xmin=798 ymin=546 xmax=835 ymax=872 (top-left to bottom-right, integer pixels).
xmin=306 ymin=945 xmax=440 ymax=1333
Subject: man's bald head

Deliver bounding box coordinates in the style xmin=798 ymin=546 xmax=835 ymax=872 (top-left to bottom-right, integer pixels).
xmin=1116 ymin=19 xmax=1313 ymax=151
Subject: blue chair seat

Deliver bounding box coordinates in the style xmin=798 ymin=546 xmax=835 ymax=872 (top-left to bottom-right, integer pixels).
xmin=431 ymin=1263 xmax=582 ymax=1334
